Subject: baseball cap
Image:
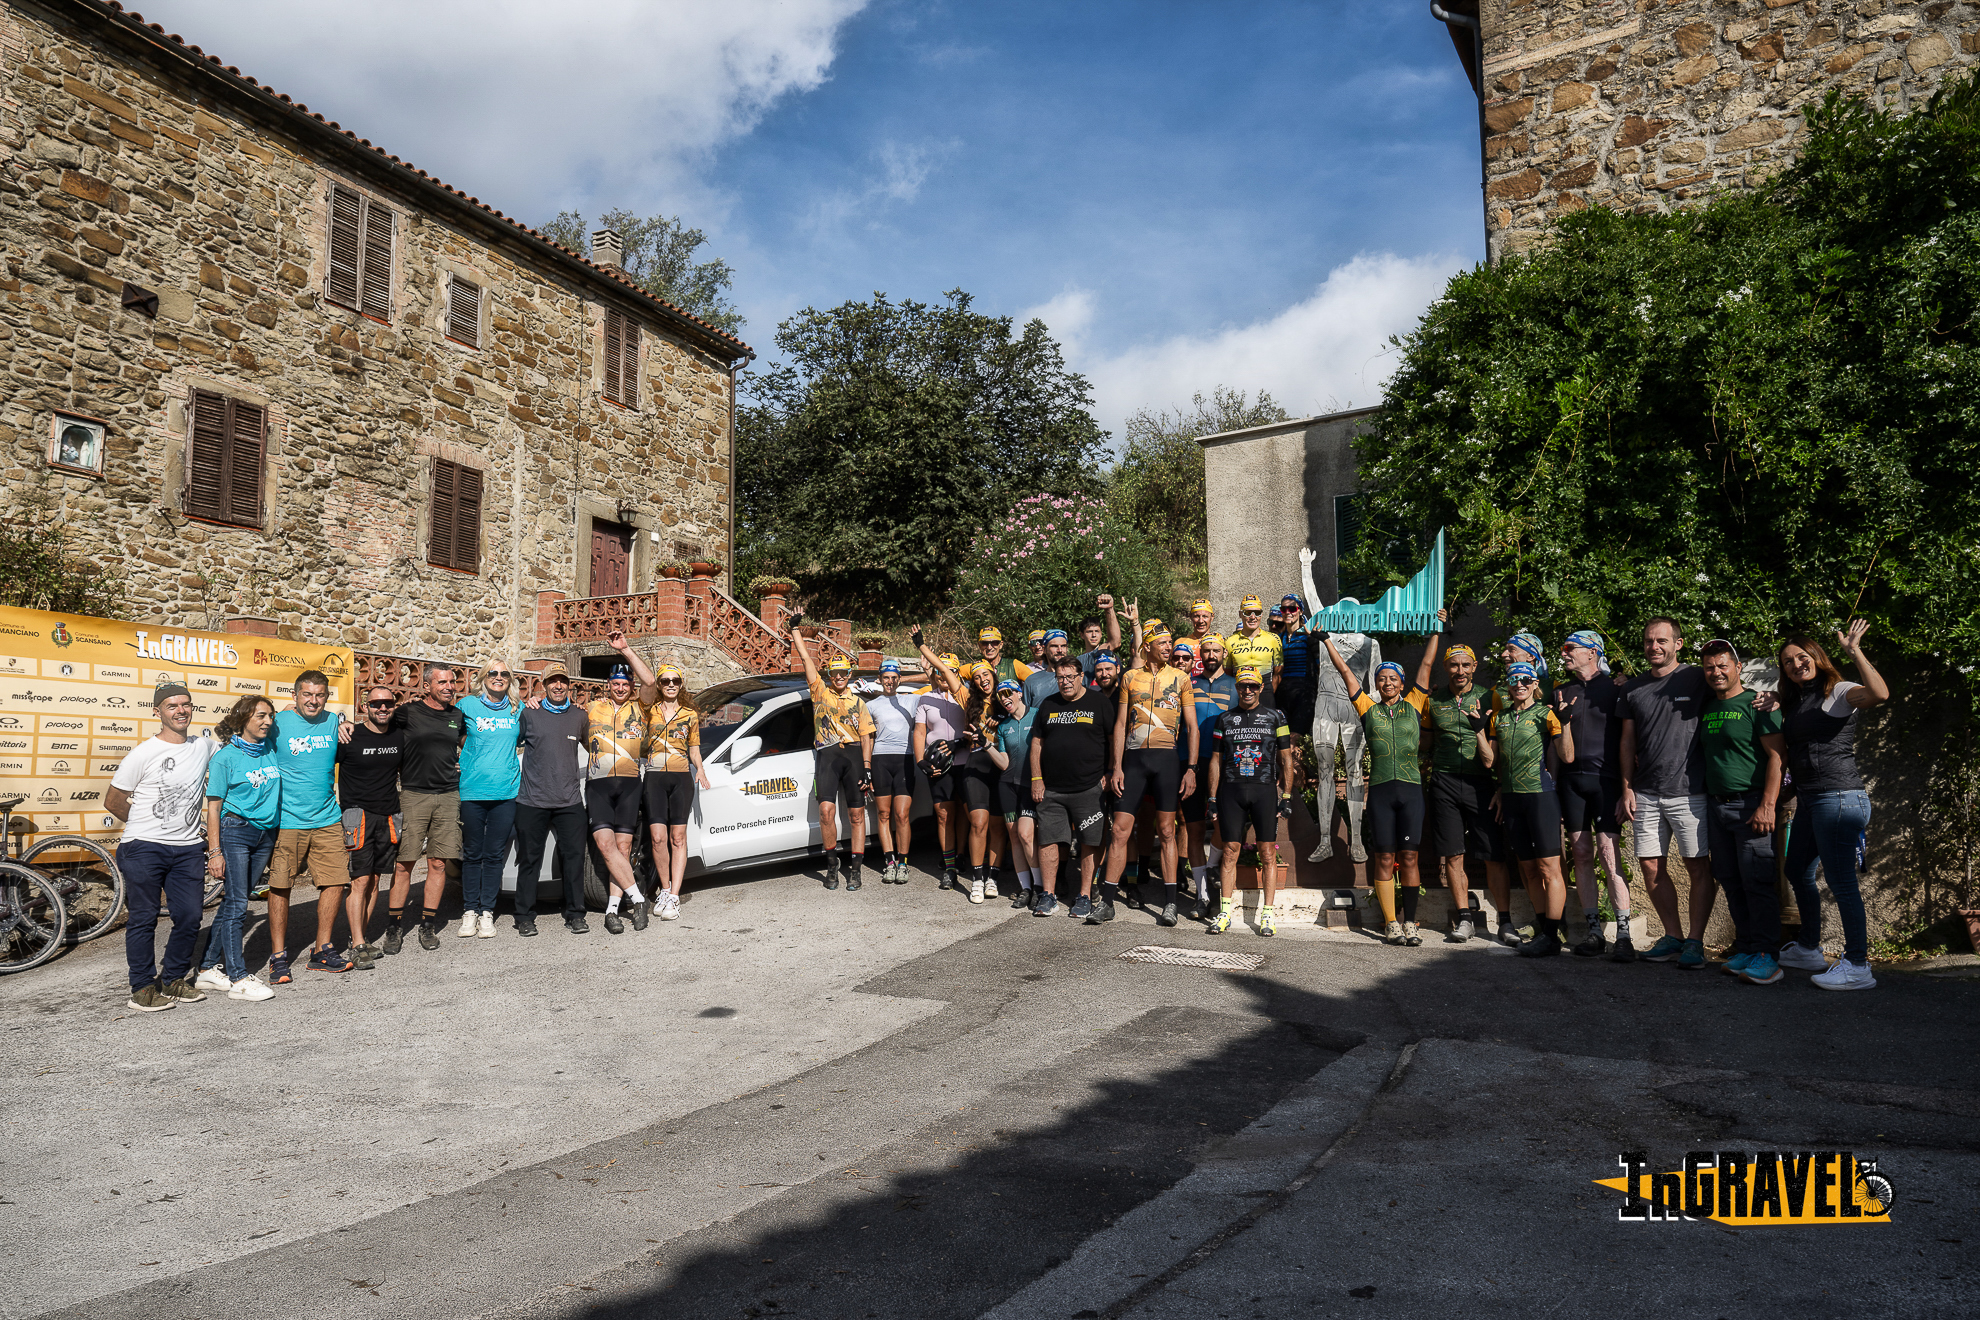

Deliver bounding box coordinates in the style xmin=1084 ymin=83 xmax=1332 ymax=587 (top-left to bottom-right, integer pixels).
xmin=1700 ymin=638 xmax=1739 ymax=661
xmin=538 ymin=662 xmax=571 ymax=681
xmin=978 ymin=627 xmax=1003 ymax=643
xmin=152 ymin=681 xmax=190 ymax=705
xmin=1240 ymin=595 xmax=1263 ymax=612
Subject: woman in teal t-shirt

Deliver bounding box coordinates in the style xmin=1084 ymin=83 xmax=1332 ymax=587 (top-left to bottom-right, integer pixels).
xmin=987 ymin=680 xmax=1038 ymax=908
xmin=458 ymin=662 xmax=524 ymax=932
xmin=196 ymin=696 xmax=280 ymax=995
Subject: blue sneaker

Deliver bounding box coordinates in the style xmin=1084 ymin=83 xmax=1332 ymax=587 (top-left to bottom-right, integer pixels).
xmin=1722 ymin=951 xmax=1754 ymax=977
xmin=1641 ymin=935 xmax=1686 ymax=962
xmin=1738 ymin=953 xmax=1783 ymax=985
xmin=1676 ymin=939 xmax=1706 ymax=969
xmin=1032 ymin=893 xmax=1059 ymax=918
xmin=1069 ymin=895 xmax=1092 ymax=920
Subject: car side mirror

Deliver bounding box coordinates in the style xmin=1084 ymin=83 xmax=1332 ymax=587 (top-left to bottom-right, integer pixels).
xmin=728 ymin=735 xmax=763 ymax=770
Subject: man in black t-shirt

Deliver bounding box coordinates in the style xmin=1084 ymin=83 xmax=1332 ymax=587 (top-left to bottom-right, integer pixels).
xmin=337 ymin=685 xmax=404 ymax=958
xmin=1552 ymin=631 xmax=1636 ymax=958
xmin=1027 ymin=655 xmax=1115 ymax=922
xmin=1618 ymin=617 xmax=1715 ymax=966
xmin=1206 ymin=667 xmax=1294 ymax=936
xmin=386 ymin=663 xmax=465 ymax=950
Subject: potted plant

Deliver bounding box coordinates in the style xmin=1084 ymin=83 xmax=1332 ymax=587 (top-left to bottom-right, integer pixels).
xmin=748 ymin=574 xmax=797 ymax=599
xmin=654 ymin=560 xmax=689 ymax=581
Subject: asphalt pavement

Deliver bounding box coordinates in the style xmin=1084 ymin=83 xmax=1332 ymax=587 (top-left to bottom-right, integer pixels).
xmin=4 ymin=852 xmax=1976 ymax=1320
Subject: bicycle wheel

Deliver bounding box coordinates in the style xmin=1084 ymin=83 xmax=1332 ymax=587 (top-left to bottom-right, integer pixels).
xmin=0 ymin=861 xmax=68 ymax=974
xmin=21 ymin=834 xmax=124 ymax=943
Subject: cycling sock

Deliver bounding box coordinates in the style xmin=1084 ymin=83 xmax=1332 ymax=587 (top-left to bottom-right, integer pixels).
xmin=626 ymin=886 xmax=645 ymax=905
xmin=941 ymin=847 xmax=957 ymax=873
xmin=606 ymin=894 xmax=621 ymax=913
xmin=1122 ymin=861 xmax=1140 ymax=884
xmin=1399 ymin=884 xmax=1420 ymax=922
xmin=1100 ymin=881 xmax=1120 ymax=904
xmin=1373 ymin=878 xmax=1397 ymax=925
xmin=972 ymin=864 xmax=987 ymax=885
xmin=1585 ymin=908 xmax=1602 ymax=934
xmin=1616 ymin=912 xmax=1633 ymax=940
xmin=387 ymin=907 xmax=405 ymax=930
xmin=1162 ymin=882 xmax=1178 ymax=909
xmin=884 ymin=851 xmax=897 ymax=868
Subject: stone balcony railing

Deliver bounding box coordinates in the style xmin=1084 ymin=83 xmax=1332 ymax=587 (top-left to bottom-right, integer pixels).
xmin=537 ymin=565 xmax=855 ymax=676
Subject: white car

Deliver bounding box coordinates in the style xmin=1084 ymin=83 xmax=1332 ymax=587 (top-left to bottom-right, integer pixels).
xmin=506 ymin=672 xmax=933 ymax=908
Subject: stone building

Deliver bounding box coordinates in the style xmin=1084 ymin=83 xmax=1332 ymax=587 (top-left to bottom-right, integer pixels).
xmin=0 ymin=0 xmax=755 ymax=681
xmin=1436 ymin=0 xmax=1980 ymax=261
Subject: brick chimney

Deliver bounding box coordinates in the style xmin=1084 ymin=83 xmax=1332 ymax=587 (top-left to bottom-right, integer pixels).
xmin=591 ymin=228 xmax=623 ymax=269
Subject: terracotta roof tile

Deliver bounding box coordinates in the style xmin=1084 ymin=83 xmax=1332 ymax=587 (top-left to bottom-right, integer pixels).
xmin=81 ymin=0 xmax=751 ymax=358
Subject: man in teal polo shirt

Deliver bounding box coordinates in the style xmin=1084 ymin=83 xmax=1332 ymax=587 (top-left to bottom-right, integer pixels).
xmin=267 ymin=669 xmax=352 ymax=981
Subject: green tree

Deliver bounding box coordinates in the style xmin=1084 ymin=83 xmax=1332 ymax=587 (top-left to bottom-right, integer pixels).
xmin=948 ymin=493 xmax=1179 ymax=644
xmin=0 ymin=495 xmax=122 ymax=617
xmin=1352 ymin=71 xmax=1980 ymax=669
xmin=1109 ymin=386 xmax=1289 ymax=567
xmin=736 ymin=290 xmax=1107 ymax=620
xmin=541 ymin=208 xmax=743 ymax=333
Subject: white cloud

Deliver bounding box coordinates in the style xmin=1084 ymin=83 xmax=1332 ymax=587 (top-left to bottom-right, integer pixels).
xmin=135 ymin=0 xmax=868 ymax=222
xmin=1024 ymin=252 xmax=1467 ymax=443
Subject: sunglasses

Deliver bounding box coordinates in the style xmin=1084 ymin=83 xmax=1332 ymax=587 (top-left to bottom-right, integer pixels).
xmin=659 ymin=677 xmax=683 ymax=685
xmin=365 ymin=699 xmax=395 ymax=708
xmin=1240 ymin=609 xmax=1263 ymax=617
xmin=486 ymin=670 xmax=512 ymax=678
xmin=1510 ymin=677 xmax=1537 ymax=687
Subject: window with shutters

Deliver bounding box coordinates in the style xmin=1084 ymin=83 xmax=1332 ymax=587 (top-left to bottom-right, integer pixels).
xmin=446 ymin=276 xmax=481 ymax=349
xmin=427 ymin=459 xmax=484 ymax=574
xmin=325 ymin=182 xmax=395 ymax=321
xmin=602 ymin=307 xmax=639 ymax=408
xmin=183 ymin=389 xmax=268 ymax=528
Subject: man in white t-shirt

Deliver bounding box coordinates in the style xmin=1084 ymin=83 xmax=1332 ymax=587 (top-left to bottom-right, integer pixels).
xmin=108 ymin=683 xmax=217 ymax=1012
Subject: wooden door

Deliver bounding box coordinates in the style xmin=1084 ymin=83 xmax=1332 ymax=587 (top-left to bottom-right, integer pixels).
xmin=589 ymin=520 xmax=633 ymax=597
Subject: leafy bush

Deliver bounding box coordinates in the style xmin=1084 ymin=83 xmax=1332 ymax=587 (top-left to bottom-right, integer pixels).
xmin=1109 ymin=386 xmax=1288 ymax=567
xmin=0 ymin=498 xmax=121 ymax=617
xmin=948 ymin=493 xmax=1178 ymax=642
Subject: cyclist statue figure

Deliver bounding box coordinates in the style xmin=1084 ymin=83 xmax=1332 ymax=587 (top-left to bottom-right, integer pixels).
xmin=1300 ymin=548 xmax=1381 ymax=863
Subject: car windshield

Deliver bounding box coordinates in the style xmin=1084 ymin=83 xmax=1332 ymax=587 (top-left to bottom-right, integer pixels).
xmin=695 ymin=681 xmax=802 ymax=755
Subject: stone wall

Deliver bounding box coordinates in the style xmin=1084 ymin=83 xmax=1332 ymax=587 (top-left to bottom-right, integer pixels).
xmin=0 ymin=0 xmax=746 ymax=666
xmin=1479 ymin=0 xmax=1980 ymax=260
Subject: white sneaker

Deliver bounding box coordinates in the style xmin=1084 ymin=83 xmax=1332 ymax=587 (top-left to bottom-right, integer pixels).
xmin=1777 ymin=941 xmax=1830 ymax=971
xmin=477 ymin=911 xmax=496 ymax=938
xmin=457 ymin=914 xmax=478 ymax=938
xmin=193 ymin=966 xmax=233 ymax=992
xmin=1812 ymin=959 xmax=1877 ymax=991
xmin=659 ymin=892 xmax=681 ymax=921
xmin=227 ymin=973 xmax=275 ymax=1001
xmin=968 ymin=878 xmax=985 ymax=904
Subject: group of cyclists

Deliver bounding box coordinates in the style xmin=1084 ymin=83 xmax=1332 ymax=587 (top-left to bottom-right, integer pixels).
xmin=105 ymin=579 xmax=1893 ymax=1013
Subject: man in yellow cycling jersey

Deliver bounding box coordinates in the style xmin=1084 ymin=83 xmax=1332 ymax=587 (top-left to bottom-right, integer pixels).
xmin=585 ymin=630 xmax=657 ymax=932
xmin=1223 ymin=595 xmax=1284 ymax=697
xmin=977 ymin=626 xmax=1034 ymax=686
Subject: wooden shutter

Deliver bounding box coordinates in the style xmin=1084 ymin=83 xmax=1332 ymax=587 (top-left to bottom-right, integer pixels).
xmin=603 ymin=308 xmax=624 ymax=404
xmin=428 ymin=459 xmax=483 ymax=573
xmin=185 ymin=389 xmax=229 ymax=521
xmin=185 ymin=390 xmax=265 ymax=527
xmin=619 ymin=316 xmax=639 ymax=405
xmin=327 ymin=184 xmax=362 ymax=309
xmin=327 ymin=182 xmax=394 ymax=320
xmin=447 ymin=277 xmax=481 ymax=348
xmin=360 ymin=200 xmax=393 ymax=320
xmin=226 ymin=400 xmax=266 ymax=525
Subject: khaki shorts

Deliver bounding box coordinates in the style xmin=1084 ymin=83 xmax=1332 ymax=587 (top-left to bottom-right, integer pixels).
xmin=401 ymin=789 xmax=463 ymax=861
xmin=266 ymin=823 xmax=349 ymax=891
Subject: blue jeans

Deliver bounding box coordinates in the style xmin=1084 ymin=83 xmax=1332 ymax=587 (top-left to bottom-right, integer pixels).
xmin=1706 ymin=791 xmax=1779 ymax=956
xmin=1785 ymin=789 xmax=1873 ymax=964
xmin=118 ymin=839 xmax=207 ymax=992
xmin=201 ymin=816 xmax=275 ymax=981
xmin=459 ymin=798 xmax=517 ymax=914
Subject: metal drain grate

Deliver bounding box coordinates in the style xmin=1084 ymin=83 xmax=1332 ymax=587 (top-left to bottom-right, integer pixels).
xmin=1117 ymin=945 xmax=1263 ymax=971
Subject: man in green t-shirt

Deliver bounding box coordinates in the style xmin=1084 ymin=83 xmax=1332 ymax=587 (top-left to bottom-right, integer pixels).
xmin=1699 ymin=640 xmax=1786 ymax=984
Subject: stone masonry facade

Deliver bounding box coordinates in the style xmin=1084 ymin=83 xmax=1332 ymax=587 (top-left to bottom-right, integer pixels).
xmin=1479 ymin=0 xmax=1980 ymax=260
xmin=0 ymin=0 xmax=750 ymax=667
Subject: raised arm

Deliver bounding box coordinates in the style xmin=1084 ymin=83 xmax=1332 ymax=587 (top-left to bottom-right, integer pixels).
xmin=791 ymin=612 xmax=823 ymax=687
xmin=1298 ymin=547 xmax=1322 ymax=616
xmin=1321 ymin=634 xmax=1363 ymax=701
xmin=1838 ymin=619 xmax=1890 ymax=708
xmin=1413 ymin=609 xmax=1448 ymax=691
xmin=608 ymin=631 xmax=659 ymax=702
xmin=911 ymin=624 xmax=965 ymax=699
xmin=1100 ymin=594 xmax=1121 ymax=650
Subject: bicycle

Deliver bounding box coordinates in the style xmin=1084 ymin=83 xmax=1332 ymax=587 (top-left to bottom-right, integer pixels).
xmin=0 ymin=852 xmax=67 ymax=975
xmin=0 ymin=795 xmax=124 ymax=944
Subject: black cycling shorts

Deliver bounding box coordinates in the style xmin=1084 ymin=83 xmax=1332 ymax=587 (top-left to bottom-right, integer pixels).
xmin=1557 ymin=769 xmax=1621 ymax=835
xmin=1429 ymin=772 xmax=1504 ymax=862
xmin=642 ymin=770 xmax=695 ymax=827
xmin=958 ymin=750 xmax=998 ymax=813
xmin=1179 ymin=758 xmax=1208 ymax=824
xmin=587 ymin=778 xmax=641 ymax=836
xmin=815 ymin=745 xmax=864 ymax=807
xmin=1117 ymin=748 xmax=1182 ymax=814
xmin=998 ymin=773 xmax=1036 ymax=823
xmin=1501 ymin=790 xmax=1565 ymax=861
xmin=1364 ymin=780 xmax=1425 ymax=854
xmin=922 ymin=743 xmax=960 ymax=804
xmin=346 ymin=810 xmax=400 ymax=878
xmin=871 ymin=753 xmax=916 ymax=798
xmin=1216 ymin=781 xmax=1280 ymax=844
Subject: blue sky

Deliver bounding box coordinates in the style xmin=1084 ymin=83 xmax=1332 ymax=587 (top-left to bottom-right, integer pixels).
xmin=140 ymin=0 xmax=1483 ymax=437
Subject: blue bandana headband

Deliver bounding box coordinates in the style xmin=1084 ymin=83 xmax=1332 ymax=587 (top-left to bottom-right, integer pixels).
xmin=1043 ymin=629 xmax=1067 ymax=643
xmin=609 ymin=663 xmax=632 ymax=681
xmin=1375 ymin=661 xmax=1406 ymax=683
xmin=1093 ymin=652 xmax=1117 ymax=668
xmin=1565 ymin=628 xmax=1610 ymax=675
xmin=1507 ymin=662 xmax=1538 ymax=683
xmin=880 ymin=657 xmax=900 ymax=673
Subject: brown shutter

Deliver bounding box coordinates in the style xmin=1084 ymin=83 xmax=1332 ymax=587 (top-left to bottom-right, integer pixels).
xmin=185 ymin=389 xmax=229 ymax=521
xmin=226 ymin=400 xmax=266 ymax=525
xmin=327 ymin=184 xmax=361 ymax=310
xmin=452 ymin=465 xmax=483 ymax=573
xmin=619 ymin=318 xmax=639 ymax=406
xmin=359 ymin=199 xmax=393 ymax=320
xmin=602 ymin=308 xmax=623 ymax=404
xmin=447 ymin=277 xmax=480 ymax=347
xmin=429 ymin=459 xmax=457 ymax=568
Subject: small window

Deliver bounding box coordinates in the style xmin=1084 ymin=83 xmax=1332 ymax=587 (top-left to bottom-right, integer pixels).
xmin=185 ymin=389 xmax=266 ymax=527
xmin=326 ymin=182 xmax=394 ymax=320
xmin=447 ymin=276 xmax=481 ymax=348
xmin=602 ymin=306 xmax=639 ymax=407
xmin=428 ymin=459 xmax=484 ymax=573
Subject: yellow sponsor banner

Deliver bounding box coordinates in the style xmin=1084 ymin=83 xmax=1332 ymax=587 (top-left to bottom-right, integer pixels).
xmin=0 ymin=606 xmax=352 ymax=839
xmin=1594 ymin=1151 xmax=1894 ymax=1225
